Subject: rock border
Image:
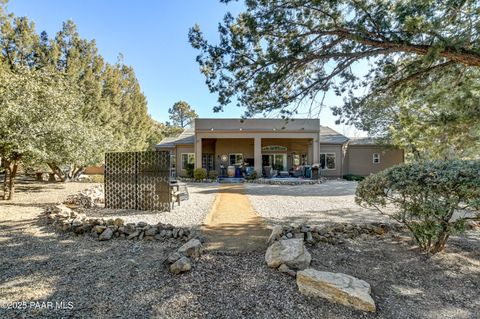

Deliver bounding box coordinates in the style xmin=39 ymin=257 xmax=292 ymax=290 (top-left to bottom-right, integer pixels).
xmin=43 ymin=204 xmax=199 ymax=243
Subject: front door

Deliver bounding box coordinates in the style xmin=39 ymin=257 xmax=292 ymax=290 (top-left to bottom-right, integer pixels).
xmin=262 ymin=154 xmax=287 ymax=171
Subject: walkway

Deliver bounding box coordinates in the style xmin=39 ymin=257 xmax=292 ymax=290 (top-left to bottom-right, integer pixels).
xmin=202 ymin=184 xmax=270 ymax=251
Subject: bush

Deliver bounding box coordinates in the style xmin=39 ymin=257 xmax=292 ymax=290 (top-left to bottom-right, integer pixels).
xmin=185 ymin=163 xmax=194 ymax=178
xmin=355 ymin=160 xmax=480 ymax=254
xmin=207 ymin=170 xmax=218 ymax=180
xmin=343 ymin=174 xmax=365 ymax=181
xmin=245 ymin=171 xmax=258 ymax=180
xmin=193 ymin=168 xmax=207 ymax=181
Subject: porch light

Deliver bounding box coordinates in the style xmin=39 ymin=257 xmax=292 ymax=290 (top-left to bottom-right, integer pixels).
xmin=273 ymin=128 xmax=276 ymax=131
xmin=210 ymin=128 xmax=214 ymax=131
xmin=239 ymin=128 xmax=242 ymax=131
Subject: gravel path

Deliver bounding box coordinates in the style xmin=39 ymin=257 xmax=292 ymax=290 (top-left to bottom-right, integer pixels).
xmin=246 ymin=180 xmax=391 ymax=226
xmin=85 ymin=183 xmax=219 ymax=228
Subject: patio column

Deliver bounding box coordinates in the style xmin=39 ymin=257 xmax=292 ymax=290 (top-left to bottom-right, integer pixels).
xmin=254 ymin=137 xmax=262 ymax=175
xmin=313 ymin=137 xmax=319 ymax=164
xmin=195 ymin=137 xmax=202 ymax=169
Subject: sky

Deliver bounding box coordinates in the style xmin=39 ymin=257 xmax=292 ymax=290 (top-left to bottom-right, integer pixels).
xmin=6 ymin=0 xmax=366 ymax=136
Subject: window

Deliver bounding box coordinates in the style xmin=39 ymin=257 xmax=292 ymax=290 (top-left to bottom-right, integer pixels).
xmin=320 ymin=153 xmax=336 ymax=170
xmin=181 ymin=153 xmax=195 ymax=169
xmin=373 ymin=153 xmax=380 ymax=164
xmin=292 ymin=153 xmax=300 ymax=166
xmin=229 ymin=153 xmax=244 ymax=165
xmin=262 ymin=145 xmax=287 ymax=152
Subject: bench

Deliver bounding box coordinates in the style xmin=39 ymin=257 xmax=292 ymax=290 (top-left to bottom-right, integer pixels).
xmin=170 ymin=182 xmax=189 ymax=209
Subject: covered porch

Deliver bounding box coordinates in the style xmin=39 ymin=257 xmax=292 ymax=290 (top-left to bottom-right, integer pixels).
xmin=195 ymin=136 xmax=320 ymax=178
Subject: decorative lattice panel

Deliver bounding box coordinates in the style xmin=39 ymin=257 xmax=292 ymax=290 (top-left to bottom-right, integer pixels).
xmin=104 ymin=151 xmax=171 ymax=211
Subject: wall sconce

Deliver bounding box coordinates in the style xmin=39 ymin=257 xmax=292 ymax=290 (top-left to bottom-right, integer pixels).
xmin=210 ymin=128 xmax=214 ymax=131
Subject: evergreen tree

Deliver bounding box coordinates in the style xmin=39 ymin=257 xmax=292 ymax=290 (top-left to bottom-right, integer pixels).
xmin=168 ymin=101 xmax=198 ymax=128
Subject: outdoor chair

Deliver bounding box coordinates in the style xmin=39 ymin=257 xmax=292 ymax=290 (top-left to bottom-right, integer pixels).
xmin=171 ymin=182 xmax=189 ymax=209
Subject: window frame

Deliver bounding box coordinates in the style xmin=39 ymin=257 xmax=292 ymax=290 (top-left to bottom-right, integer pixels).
xmin=320 ymin=153 xmax=336 ymax=170
xmin=229 ymin=153 xmax=244 ymax=165
xmin=373 ymin=153 xmax=380 ymax=164
xmin=181 ymin=153 xmax=195 ymax=169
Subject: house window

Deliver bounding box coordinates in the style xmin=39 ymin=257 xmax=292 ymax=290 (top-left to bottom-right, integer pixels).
xmin=181 ymin=153 xmax=195 ymax=169
xmin=229 ymin=153 xmax=244 ymax=165
xmin=320 ymin=153 xmax=336 ymax=170
xmin=373 ymin=153 xmax=380 ymax=164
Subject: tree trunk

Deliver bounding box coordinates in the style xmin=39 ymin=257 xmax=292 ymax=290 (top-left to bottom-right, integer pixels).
xmin=8 ymin=162 xmax=18 ymax=200
xmin=47 ymin=163 xmax=65 ymax=182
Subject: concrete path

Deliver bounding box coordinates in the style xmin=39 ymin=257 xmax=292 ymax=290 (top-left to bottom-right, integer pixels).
xmin=202 ymin=184 xmax=270 ymax=252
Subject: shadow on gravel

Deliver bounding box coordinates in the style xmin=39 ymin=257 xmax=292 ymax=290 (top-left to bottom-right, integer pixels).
xmin=0 ymin=205 xmax=479 ymax=318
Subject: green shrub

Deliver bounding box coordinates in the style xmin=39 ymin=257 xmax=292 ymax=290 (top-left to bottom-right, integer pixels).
xmin=355 ymin=160 xmax=480 ymax=254
xmin=193 ymin=168 xmax=207 ymax=181
xmin=245 ymin=171 xmax=258 ymax=180
xmin=207 ymin=170 xmax=218 ymax=180
xmin=185 ymin=163 xmax=194 ymax=178
xmin=343 ymin=174 xmax=365 ymax=181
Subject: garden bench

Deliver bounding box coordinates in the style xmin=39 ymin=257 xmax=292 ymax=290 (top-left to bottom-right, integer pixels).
xmin=170 ymin=182 xmax=189 ymax=209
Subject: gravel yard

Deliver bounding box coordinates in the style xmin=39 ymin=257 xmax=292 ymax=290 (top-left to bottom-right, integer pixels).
xmin=1 ymin=178 xmax=479 ymax=318
xmin=84 ymin=183 xmax=218 ymax=228
xmin=246 ymin=180 xmax=391 ymax=226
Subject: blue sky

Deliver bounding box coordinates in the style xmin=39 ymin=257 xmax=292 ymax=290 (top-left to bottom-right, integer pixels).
xmin=6 ymin=0 xmax=365 ymax=136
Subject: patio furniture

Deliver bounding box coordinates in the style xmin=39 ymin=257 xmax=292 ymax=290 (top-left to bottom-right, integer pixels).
xmin=279 ymin=171 xmax=289 ymax=177
xmin=227 ymin=165 xmax=235 ymax=177
xmin=263 ymin=166 xmax=272 ymax=178
xmin=290 ymin=165 xmax=304 ymax=177
xmin=170 ymin=182 xmax=189 ymax=209
xmin=304 ymin=165 xmax=312 ymax=178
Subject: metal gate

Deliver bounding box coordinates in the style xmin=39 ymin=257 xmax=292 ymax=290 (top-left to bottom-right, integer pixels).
xmin=104 ymin=151 xmax=171 ymax=211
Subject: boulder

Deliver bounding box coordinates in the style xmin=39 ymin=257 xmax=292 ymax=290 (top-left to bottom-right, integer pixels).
xmin=113 ymin=218 xmax=124 ymax=227
xmin=99 ymin=228 xmax=113 ymax=241
xmin=177 ymin=239 xmax=202 ymax=258
xmin=94 ymin=225 xmax=106 ymax=234
xmin=169 ymin=257 xmax=192 ymax=274
xmin=297 ymin=269 xmax=375 ymax=312
xmin=266 ymin=225 xmax=284 ymax=245
xmin=265 ymin=238 xmax=311 ymax=270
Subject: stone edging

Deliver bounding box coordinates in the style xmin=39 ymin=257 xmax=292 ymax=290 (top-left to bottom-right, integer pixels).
xmin=43 ymin=204 xmax=198 ymax=243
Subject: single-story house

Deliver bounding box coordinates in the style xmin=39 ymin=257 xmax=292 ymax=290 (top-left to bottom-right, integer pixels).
xmin=156 ymin=118 xmax=404 ymax=178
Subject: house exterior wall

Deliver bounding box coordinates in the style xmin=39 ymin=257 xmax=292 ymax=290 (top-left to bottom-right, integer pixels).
xmin=176 ymin=145 xmax=194 ymax=177
xmin=213 ymin=138 xmax=254 ymax=172
xmin=345 ymin=146 xmax=404 ymax=176
xmin=318 ymin=144 xmax=343 ymax=177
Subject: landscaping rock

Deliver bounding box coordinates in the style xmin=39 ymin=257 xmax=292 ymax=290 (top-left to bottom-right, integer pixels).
xmin=94 ymin=225 xmax=106 ymax=234
xmin=169 ymin=257 xmax=192 ymax=274
xmin=297 ymin=269 xmax=376 ymax=312
xmin=265 ymin=238 xmax=311 ymax=270
xmin=167 ymin=252 xmax=183 ymax=264
xmin=99 ymin=227 xmax=113 ymax=241
xmin=267 ymin=225 xmax=283 ymax=245
xmin=278 ymin=264 xmax=297 ymax=277
xmin=177 ymin=239 xmax=202 ymax=258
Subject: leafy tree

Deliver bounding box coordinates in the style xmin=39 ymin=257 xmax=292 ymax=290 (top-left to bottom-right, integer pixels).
xmin=356 ymin=160 xmax=480 ymax=254
xmin=168 ymin=101 xmax=198 ymax=128
xmin=0 ymin=66 xmax=86 ymax=198
xmin=0 ymin=3 xmax=164 ymax=197
xmin=189 ymin=0 xmax=480 ymax=120
xmin=146 ymin=120 xmax=183 ymax=150
xmin=355 ymin=65 xmax=480 ymax=160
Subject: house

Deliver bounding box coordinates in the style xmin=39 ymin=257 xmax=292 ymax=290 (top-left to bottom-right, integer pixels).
xmin=156 ymin=118 xmax=404 ymax=178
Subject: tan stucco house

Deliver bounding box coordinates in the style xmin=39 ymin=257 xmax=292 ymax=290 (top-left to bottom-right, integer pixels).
xmin=156 ymin=118 xmax=403 ymax=178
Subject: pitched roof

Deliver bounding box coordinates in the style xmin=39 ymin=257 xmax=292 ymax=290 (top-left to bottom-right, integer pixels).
xmin=156 ymin=128 xmax=194 ymax=149
xmin=320 ymin=126 xmax=349 ymax=144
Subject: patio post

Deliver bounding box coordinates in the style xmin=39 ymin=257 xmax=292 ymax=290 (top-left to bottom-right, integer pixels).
xmin=254 ymin=137 xmax=262 ymax=175
xmin=195 ymin=137 xmax=202 ymax=169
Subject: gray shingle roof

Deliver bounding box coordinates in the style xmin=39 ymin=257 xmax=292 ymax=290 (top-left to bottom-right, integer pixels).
xmin=156 ymin=128 xmax=194 ymax=149
xmin=320 ymin=126 xmax=349 ymax=144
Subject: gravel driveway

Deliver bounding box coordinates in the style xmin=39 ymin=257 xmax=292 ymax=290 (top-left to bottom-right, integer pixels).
xmin=246 ymin=180 xmax=391 ymax=226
